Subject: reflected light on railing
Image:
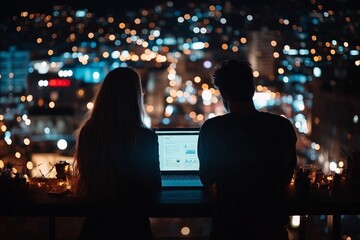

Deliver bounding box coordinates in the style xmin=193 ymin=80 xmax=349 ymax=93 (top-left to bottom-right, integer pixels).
xmin=290 ymin=215 xmax=300 ymax=228
xmin=180 ymin=226 xmax=190 ymax=236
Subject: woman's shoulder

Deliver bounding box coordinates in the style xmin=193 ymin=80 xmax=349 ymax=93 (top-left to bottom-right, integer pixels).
xmin=136 ymin=127 xmax=157 ymax=139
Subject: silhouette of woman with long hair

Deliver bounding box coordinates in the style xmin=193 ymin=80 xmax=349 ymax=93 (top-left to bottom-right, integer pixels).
xmin=74 ymin=67 xmax=161 ymax=239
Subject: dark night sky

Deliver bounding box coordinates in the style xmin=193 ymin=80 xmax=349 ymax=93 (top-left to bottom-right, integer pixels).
xmin=1 ymin=0 xmax=167 ymax=21
xmin=1 ymin=0 xmax=355 ymax=26
xmin=0 ymin=0 xmax=269 ymax=22
xmin=1 ymin=0 xmax=355 ymax=18
xmin=0 ymin=0 xmax=220 ymax=14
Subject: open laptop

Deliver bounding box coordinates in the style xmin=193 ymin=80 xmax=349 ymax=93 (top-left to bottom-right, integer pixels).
xmin=155 ymin=128 xmax=203 ymax=188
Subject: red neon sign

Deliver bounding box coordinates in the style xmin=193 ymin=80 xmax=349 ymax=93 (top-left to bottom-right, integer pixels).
xmin=48 ymin=79 xmax=71 ymax=87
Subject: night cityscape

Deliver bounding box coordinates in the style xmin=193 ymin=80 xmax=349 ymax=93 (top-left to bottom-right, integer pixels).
xmin=0 ymin=0 xmax=359 ymax=239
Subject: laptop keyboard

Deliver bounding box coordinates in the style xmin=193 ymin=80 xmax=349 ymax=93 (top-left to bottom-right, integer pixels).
xmin=161 ymin=174 xmax=203 ymax=187
xmin=162 ymin=174 xmax=200 ymax=181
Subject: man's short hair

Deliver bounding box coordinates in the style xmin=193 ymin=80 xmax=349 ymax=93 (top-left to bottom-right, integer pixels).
xmin=212 ymin=59 xmax=255 ymax=101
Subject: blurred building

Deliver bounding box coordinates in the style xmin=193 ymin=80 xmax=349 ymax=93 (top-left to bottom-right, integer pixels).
xmin=248 ymin=29 xmax=276 ymax=80
xmin=311 ymin=79 xmax=360 ymax=170
xmin=0 ymin=46 xmax=29 ymax=96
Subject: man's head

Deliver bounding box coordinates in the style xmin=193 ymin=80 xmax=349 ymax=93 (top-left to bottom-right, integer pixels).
xmin=212 ymin=59 xmax=255 ymax=102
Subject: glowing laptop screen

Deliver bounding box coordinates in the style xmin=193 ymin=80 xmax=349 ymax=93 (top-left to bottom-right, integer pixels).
xmin=156 ymin=129 xmax=199 ymax=171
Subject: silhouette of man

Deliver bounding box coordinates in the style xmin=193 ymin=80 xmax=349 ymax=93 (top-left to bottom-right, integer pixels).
xmin=198 ymin=59 xmax=297 ymax=240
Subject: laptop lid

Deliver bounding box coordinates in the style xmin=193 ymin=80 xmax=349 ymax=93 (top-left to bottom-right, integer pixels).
xmin=155 ymin=128 xmax=200 ymax=174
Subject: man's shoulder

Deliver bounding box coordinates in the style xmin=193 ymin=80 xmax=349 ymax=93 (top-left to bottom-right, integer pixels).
xmin=202 ymin=114 xmax=229 ymax=127
xmin=260 ymin=112 xmax=296 ymax=140
xmin=260 ymin=112 xmax=291 ymax=125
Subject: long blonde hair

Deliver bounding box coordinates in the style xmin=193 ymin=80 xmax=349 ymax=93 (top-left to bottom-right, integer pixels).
xmin=73 ymin=67 xmax=146 ymax=201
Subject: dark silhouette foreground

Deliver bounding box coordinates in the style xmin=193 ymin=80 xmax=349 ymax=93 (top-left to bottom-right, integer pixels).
xmin=198 ymin=60 xmax=297 ymax=240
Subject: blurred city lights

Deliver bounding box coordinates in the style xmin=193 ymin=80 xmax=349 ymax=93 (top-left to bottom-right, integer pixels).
xmin=26 ymin=161 xmax=34 ymax=170
xmin=0 ymin=1 xmax=358 ymax=237
xmin=57 ymin=139 xmax=68 ymax=150
xmin=329 ymin=162 xmax=337 ymax=172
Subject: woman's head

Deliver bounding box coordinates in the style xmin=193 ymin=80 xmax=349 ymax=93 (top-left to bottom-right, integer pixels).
xmin=90 ymin=67 xmax=145 ymax=127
